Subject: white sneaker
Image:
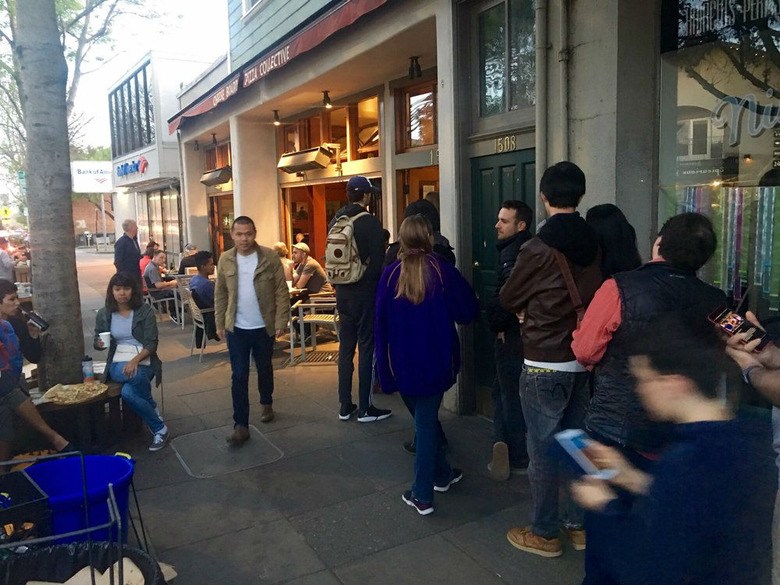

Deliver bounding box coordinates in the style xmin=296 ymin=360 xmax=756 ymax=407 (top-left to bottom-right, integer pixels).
xmin=149 ymin=427 xmax=169 ymax=452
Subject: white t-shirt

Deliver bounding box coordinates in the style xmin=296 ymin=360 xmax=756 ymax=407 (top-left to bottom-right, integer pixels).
xmin=235 ymin=252 xmax=265 ymax=330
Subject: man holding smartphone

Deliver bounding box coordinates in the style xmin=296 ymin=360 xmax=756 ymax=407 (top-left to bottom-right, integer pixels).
xmin=725 ymin=313 xmax=780 ymax=585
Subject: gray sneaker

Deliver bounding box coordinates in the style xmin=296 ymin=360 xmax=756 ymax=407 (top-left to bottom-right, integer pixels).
xmin=149 ymin=428 xmax=169 ymax=452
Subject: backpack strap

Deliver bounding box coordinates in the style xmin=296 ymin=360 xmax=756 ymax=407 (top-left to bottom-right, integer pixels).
xmin=552 ymin=249 xmax=585 ymax=324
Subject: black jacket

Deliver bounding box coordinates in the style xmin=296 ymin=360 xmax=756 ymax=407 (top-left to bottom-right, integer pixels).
xmin=114 ymin=234 xmax=141 ymax=278
xmin=487 ymin=230 xmax=531 ymax=333
xmin=382 ymin=233 xmax=456 ymax=269
xmin=586 ymin=262 xmax=727 ymax=453
xmin=329 ymin=203 xmax=386 ymax=297
xmin=9 ymin=314 xmax=40 ymax=363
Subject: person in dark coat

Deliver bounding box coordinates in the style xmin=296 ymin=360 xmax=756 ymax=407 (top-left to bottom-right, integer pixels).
xmin=486 ymin=200 xmax=533 ymax=480
xmin=383 ymin=199 xmax=455 ymax=269
xmin=114 ymin=219 xmax=142 ymax=284
xmin=375 ymin=215 xmax=478 ymax=515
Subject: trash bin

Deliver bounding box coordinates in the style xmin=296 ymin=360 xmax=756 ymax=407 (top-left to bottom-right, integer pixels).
xmin=25 ymin=455 xmax=134 ymax=543
xmin=0 ymin=542 xmax=164 ymax=585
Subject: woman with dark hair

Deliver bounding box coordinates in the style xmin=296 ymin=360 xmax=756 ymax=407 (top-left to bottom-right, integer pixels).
xmin=375 ymin=215 xmax=478 ymax=515
xmin=586 ymin=204 xmax=642 ymax=279
xmin=94 ymin=272 xmax=167 ymax=451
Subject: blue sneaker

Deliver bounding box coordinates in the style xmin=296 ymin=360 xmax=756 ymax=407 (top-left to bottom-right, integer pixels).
xmin=402 ymin=490 xmax=433 ymax=515
xmin=434 ymin=468 xmax=463 ymax=493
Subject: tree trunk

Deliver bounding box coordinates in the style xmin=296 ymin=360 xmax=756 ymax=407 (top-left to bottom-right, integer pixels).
xmin=15 ymin=0 xmax=84 ymax=387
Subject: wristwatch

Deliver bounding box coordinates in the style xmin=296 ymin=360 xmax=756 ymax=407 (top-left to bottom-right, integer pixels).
xmin=742 ymin=365 xmax=763 ymax=385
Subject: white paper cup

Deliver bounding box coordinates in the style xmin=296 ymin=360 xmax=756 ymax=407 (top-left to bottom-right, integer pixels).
xmin=99 ymin=332 xmax=111 ymax=348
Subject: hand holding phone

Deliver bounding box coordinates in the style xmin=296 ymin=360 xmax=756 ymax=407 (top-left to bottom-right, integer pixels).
xmin=708 ymin=306 xmax=771 ymax=352
xmin=555 ymin=429 xmax=618 ymax=480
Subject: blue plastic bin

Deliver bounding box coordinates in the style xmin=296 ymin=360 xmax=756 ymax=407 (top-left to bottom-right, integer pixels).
xmin=25 ymin=455 xmax=134 ymax=543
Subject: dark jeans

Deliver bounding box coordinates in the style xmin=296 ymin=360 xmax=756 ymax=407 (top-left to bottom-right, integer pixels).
xmin=402 ymin=393 xmax=452 ymax=504
xmin=226 ymin=327 xmax=274 ymax=427
xmin=492 ymin=328 xmax=529 ymax=467
xmin=150 ymin=289 xmax=178 ymax=316
xmin=337 ymin=293 xmax=375 ymax=410
xmin=519 ymin=366 xmax=590 ymax=538
xmin=583 ymin=432 xmax=657 ymax=585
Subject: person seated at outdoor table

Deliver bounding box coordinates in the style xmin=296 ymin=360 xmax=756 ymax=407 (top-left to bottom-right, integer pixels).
xmin=143 ymin=249 xmax=180 ymax=324
xmin=0 ymin=279 xmax=74 ymax=469
xmin=189 ymin=251 xmax=219 ymax=343
xmin=291 ymin=242 xmax=332 ymax=296
xmin=177 ymin=243 xmax=198 ymax=274
xmin=139 ymin=241 xmax=158 ymax=289
xmin=94 ymin=272 xmax=168 ymax=452
xmin=273 ymin=242 xmax=295 ymax=282
xmin=571 ymin=314 xmax=775 ymax=585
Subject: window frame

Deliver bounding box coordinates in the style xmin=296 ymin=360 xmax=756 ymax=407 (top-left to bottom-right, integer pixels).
xmin=109 ymin=61 xmax=156 ymax=158
xmin=395 ymin=79 xmax=439 ymax=154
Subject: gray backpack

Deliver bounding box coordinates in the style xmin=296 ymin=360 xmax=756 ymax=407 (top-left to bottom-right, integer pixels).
xmin=325 ymin=211 xmax=369 ymax=284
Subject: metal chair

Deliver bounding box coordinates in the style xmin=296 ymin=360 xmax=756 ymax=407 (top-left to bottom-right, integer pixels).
xmin=172 ymin=275 xmax=193 ymax=329
xmin=289 ymin=293 xmax=339 ymax=364
xmin=186 ymin=288 xmax=216 ymax=363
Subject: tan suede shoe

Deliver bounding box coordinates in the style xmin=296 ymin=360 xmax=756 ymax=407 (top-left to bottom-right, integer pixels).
xmin=227 ymin=425 xmax=250 ymax=446
xmin=507 ymin=526 xmax=562 ymax=558
xmin=260 ymin=404 xmax=275 ymax=423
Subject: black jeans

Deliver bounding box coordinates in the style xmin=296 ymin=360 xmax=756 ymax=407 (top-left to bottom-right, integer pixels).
xmin=492 ymin=328 xmax=529 ymax=467
xmin=226 ymin=327 xmax=274 ymax=427
xmin=337 ymin=293 xmax=375 ymax=410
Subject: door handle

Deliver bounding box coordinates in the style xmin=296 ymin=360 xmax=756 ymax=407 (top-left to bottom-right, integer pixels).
xmin=473 ymin=261 xmax=480 ymax=268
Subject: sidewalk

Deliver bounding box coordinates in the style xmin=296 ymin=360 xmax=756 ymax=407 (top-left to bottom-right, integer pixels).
xmin=111 ymin=320 xmax=583 ymax=585
xmin=76 ymin=250 xmax=585 ymax=585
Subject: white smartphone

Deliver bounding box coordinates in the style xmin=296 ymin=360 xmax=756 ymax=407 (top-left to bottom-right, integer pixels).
xmin=555 ymin=429 xmax=618 ymax=480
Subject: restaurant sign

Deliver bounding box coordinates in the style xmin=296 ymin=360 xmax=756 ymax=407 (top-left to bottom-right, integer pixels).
xmin=662 ymin=0 xmax=780 ymax=52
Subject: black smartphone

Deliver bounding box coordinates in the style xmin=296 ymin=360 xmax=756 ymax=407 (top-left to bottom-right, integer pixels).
xmin=707 ymin=306 xmax=771 ymax=352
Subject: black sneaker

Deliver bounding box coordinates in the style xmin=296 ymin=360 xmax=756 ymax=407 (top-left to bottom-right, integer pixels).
xmin=402 ymin=490 xmax=433 ymax=515
xmin=434 ymin=468 xmax=463 ymax=492
xmin=339 ymin=403 xmax=358 ymax=421
xmin=357 ymin=405 xmax=392 ymax=423
xmin=403 ymin=438 xmax=416 ymax=454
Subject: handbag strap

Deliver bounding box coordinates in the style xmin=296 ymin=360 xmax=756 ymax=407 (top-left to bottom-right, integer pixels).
xmin=552 ymin=249 xmax=585 ymax=324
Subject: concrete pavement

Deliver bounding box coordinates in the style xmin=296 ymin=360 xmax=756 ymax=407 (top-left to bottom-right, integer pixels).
xmin=76 ymin=249 xmax=585 ymax=585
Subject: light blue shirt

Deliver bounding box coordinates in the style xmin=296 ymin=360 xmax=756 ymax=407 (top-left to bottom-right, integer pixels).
xmin=110 ymin=312 xmax=142 ymax=349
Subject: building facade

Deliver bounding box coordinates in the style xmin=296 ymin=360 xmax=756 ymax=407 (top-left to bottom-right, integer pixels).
xmin=170 ymin=0 xmax=780 ymax=413
xmin=109 ymin=52 xmax=215 ymax=259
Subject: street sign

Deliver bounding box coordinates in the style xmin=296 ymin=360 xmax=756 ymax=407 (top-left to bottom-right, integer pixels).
xmin=16 ymin=170 xmax=26 ymax=196
xmin=0 ymin=207 xmax=12 ymax=220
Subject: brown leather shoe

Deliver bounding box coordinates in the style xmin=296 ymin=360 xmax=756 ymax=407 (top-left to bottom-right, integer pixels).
xmin=507 ymin=526 xmax=562 ymax=558
xmin=260 ymin=404 xmax=274 ymax=423
xmin=564 ymin=526 xmax=586 ymax=551
xmin=227 ymin=425 xmax=250 ymax=446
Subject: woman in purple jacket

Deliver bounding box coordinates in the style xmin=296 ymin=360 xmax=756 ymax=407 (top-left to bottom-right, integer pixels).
xmin=375 ymin=214 xmax=478 ymax=515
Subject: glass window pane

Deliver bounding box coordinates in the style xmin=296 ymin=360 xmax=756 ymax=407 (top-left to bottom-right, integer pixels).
xmin=357 ymin=97 xmax=379 ymax=159
xmin=148 ymin=192 xmax=164 ymax=247
xmin=136 ymin=193 xmax=149 ymax=246
xmin=480 ymin=3 xmax=506 ymax=116
xmin=145 ymin=65 xmax=155 ymax=144
xmin=509 ymin=0 xmax=535 ymax=110
xmin=408 ymin=88 xmax=436 ymax=148
xmin=691 ymin=120 xmax=708 ymax=156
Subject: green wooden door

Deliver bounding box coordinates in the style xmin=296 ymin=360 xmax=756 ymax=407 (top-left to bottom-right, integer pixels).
xmin=471 ymin=149 xmax=535 ymax=414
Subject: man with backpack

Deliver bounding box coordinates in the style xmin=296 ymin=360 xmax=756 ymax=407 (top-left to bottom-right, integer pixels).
xmin=327 ymin=176 xmax=391 ymax=423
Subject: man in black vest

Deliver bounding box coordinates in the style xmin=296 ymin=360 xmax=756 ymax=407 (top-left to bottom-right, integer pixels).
xmin=114 ymin=219 xmax=142 ymax=284
xmin=573 ymin=212 xmax=727 ymax=460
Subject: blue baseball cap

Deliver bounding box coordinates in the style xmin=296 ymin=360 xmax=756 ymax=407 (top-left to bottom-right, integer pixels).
xmin=346 ymin=175 xmax=379 ymax=195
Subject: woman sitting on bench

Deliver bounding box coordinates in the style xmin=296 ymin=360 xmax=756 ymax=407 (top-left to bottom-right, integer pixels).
xmin=94 ymin=272 xmax=167 ymax=452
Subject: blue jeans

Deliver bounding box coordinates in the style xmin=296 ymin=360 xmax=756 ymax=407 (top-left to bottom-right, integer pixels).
xmin=227 ymin=327 xmax=274 ymax=428
xmin=402 ymin=393 xmax=452 ymax=504
xmin=492 ymin=329 xmax=529 ymax=467
xmin=109 ymin=362 xmax=163 ymax=434
xmin=519 ymin=367 xmax=589 ymax=538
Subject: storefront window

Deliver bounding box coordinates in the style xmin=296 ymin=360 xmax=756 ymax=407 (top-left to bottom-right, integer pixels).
xmin=357 ymin=97 xmax=379 ymax=159
xmin=659 ymin=0 xmax=780 ymax=314
xmin=135 ymin=193 xmax=149 ymax=246
xmin=478 ymin=0 xmax=535 ymax=117
xmin=398 ymin=82 xmax=437 ymax=151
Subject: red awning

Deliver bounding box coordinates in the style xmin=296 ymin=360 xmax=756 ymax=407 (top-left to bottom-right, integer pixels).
xmin=168 ymin=0 xmax=389 ymax=135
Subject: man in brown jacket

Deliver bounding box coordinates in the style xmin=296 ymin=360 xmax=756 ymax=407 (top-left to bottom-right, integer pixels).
xmin=215 ymin=216 xmax=289 ymax=445
xmin=499 ymin=162 xmax=602 ymax=558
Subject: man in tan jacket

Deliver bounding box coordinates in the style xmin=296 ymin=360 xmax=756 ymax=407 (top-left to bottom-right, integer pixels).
xmin=215 ymin=216 xmax=289 ymax=445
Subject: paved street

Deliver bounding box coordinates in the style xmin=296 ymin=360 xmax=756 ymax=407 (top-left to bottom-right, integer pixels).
xmin=77 ymin=250 xmax=584 ymax=585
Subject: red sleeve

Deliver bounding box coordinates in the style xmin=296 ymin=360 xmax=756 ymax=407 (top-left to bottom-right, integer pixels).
xmin=572 ymin=279 xmax=622 ymax=367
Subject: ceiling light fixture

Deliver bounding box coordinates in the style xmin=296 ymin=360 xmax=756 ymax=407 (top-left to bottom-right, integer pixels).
xmin=211 ymin=133 xmax=218 ymax=146
xmin=322 ymin=90 xmax=333 ymax=109
xmin=273 ymin=110 xmax=281 ymax=126
xmin=409 ymin=56 xmax=422 ymax=79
